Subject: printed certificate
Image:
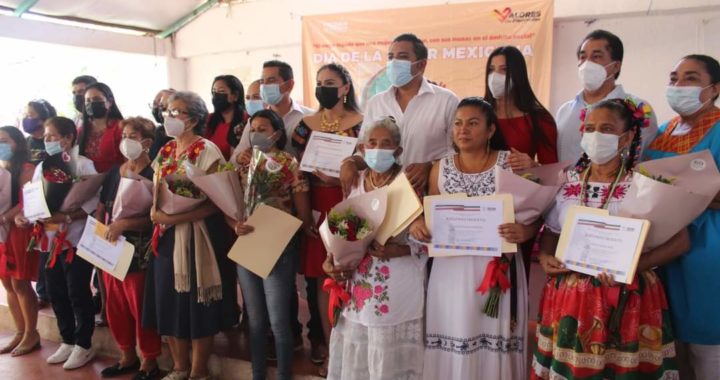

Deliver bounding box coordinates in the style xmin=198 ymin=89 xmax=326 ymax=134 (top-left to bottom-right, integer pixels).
xmin=22 ymin=181 xmax=51 ymax=222
xmin=299 ymin=131 xmax=357 ymax=177
xmin=76 ymin=217 xmax=135 ymax=281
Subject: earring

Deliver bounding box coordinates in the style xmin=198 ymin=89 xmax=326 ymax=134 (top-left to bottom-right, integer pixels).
xmin=343 ymin=95 xmax=347 ymax=104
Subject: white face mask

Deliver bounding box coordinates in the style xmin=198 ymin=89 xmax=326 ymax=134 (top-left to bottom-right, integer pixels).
xmin=581 ymin=131 xmax=621 ymax=164
xmin=488 ymin=72 xmax=511 ymax=99
xmin=578 ymin=60 xmax=614 ymax=92
xmin=119 ymin=138 xmax=144 ymax=160
xmin=666 ymin=85 xmax=713 ymax=116
xmin=164 ymin=116 xmax=187 ymax=138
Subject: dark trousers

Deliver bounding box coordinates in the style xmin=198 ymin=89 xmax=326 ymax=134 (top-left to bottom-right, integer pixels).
xmin=45 ymin=251 xmax=95 ymax=349
xmin=35 ymin=252 xmax=49 ymax=301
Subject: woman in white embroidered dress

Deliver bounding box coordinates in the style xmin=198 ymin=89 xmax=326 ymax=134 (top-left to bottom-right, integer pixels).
xmin=410 ymin=97 xmax=537 ymax=380
xmin=324 ymin=117 xmax=427 ymax=380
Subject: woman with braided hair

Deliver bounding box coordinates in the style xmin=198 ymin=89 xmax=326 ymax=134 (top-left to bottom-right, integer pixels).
xmin=531 ymin=98 xmax=690 ymax=380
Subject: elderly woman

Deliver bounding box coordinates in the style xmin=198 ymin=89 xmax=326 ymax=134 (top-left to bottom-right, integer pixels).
xmin=644 ymin=54 xmax=720 ymax=380
xmin=143 ymin=91 xmax=231 ymax=380
xmin=532 ymin=98 xmax=689 ymax=379
xmin=323 ymin=117 xmax=426 ymax=380
xmin=410 ymin=97 xmax=534 ymax=380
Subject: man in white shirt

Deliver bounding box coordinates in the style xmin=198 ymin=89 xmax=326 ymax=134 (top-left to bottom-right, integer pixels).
xmin=340 ymin=33 xmax=459 ymax=193
xmin=233 ymin=60 xmax=313 ymax=162
xmin=556 ymin=30 xmax=658 ymax=163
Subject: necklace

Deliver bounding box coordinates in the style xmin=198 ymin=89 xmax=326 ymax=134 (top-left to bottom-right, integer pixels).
xmin=457 ymin=151 xmax=492 ymax=191
xmin=367 ymin=167 xmax=397 ymax=189
xmin=320 ymin=110 xmax=343 ymax=132
xmin=579 ymin=164 xmax=625 ymax=209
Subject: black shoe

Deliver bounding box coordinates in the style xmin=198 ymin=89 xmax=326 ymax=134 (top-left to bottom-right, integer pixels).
xmin=132 ymin=367 xmax=161 ymax=380
xmin=101 ymin=360 xmax=140 ymax=377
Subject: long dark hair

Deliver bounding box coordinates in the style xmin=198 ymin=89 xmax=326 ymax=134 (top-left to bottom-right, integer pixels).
xmin=0 ymin=126 xmax=30 ymax=205
xmin=317 ymin=63 xmax=360 ymax=112
xmin=208 ymin=75 xmax=246 ymax=147
xmin=454 ymin=97 xmax=509 ymax=151
xmin=250 ymin=109 xmax=287 ymax=150
xmin=484 ymin=46 xmax=553 ymax=149
xmin=79 ymin=82 xmax=123 ymax=156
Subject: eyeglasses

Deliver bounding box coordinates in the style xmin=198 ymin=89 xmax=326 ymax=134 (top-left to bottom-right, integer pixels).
xmin=163 ymin=109 xmax=189 ymax=118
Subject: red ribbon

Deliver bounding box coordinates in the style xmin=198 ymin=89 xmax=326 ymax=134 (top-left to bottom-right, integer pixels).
xmin=47 ymin=229 xmax=74 ymax=269
xmin=151 ymin=225 xmax=164 ymax=257
xmin=605 ymin=276 xmax=640 ymax=308
xmin=322 ymin=278 xmax=351 ymax=326
xmin=476 ymin=257 xmax=511 ymax=294
xmin=28 ymin=223 xmax=48 ymax=252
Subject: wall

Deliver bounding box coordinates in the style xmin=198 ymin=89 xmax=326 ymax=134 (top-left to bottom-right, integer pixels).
xmin=175 ymin=0 xmax=720 ymax=123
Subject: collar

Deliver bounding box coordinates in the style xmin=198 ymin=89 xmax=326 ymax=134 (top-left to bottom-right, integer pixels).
xmin=390 ymin=77 xmax=435 ymax=99
xmin=575 ymin=84 xmax=628 ymax=106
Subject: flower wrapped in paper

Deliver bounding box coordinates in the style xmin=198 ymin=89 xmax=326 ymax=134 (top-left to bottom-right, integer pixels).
xmin=244 ymin=148 xmax=297 ymax=218
xmin=318 ymin=187 xmax=388 ymax=268
xmin=152 ymin=173 xmax=207 ymax=256
xmin=185 ymin=161 xmax=245 ymax=222
xmin=494 ymin=161 xmax=570 ymax=224
xmin=618 ymin=150 xmax=720 ymax=249
xmin=112 ymin=171 xmax=154 ymax=221
xmin=40 ymin=153 xmax=74 ymax=214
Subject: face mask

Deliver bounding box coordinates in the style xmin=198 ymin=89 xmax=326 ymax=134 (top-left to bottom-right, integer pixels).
xmin=488 ymin=72 xmax=511 ymax=99
xmin=0 ymin=143 xmax=12 ymax=161
xmin=364 ymin=148 xmax=396 ymax=174
xmin=578 ymin=60 xmax=614 ymax=92
xmin=250 ymin=132 xmax=275 ymax=152
xmin=260 ymin=84 xmax=284 ymax=106
xmin=386 ymin=59 xmax=419 ymax=88
xmin=164 ymin=116 xmax=187 ymax=138
xmin=22 ymin=118 xmax=44 ymax=134
xmin=315 ymin=86 xmax=341 ymax=109
xmin=73 ymin=94 xmax=85 ymax=113
xmin=580 ymin=132 xmax=621 ymax=164
xmin=666 ymin=85 xmax=712 ymax=116
xmin=45 ymin=140 xmax=63 ymax=156
xmin=212 ymin=93 xmax=231 ymax=112
xmin=86 ymin=101 xmax=108 ymax=118
xmin=119 ymin=138 xmax=144 ymax=160
xmin=152 ymin=107 xmax=164 ymax=124
xmin=246 ymin=99 xmax=265 ymax=116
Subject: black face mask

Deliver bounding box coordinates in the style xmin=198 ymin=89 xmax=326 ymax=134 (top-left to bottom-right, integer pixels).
xmin=73 ymin=94 xmax=85 ymax=113
xmin=152 ymin=107 xmax=164 ymax=124
xmin=315 ymin=86 xmax=341 ymax=109
xmin=212 ymin=93 xmax=231 ymax=112
xmin=86 ymin=101 xmax=108 ymax=118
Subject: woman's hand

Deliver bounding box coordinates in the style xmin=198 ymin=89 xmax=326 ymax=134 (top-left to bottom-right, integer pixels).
xmin=405 ymin=162 xmax=432 ymax=192
xmin=234 ymin=221 xmax=255 ymax=236
xmin=596 ymin=272 xmax=617 ymax=287
xmin=368 ymin=240 xmax=393 ymax=260
xmin=105 ymin=220 xmax=126 ymax=242
xmin=14 ymin=214 xmax=30 ymax=228
xmin=409 ymin=217 xmax=431 ymax=243
xmin=498 ymin=222 xmax=536 ymax=244
xmin=507 ymin=148 xmax=539 ymax=171
xmin=339 ymin=159 xmax=360 ymax=197
xmin=538 ymin=253 xmax=570 ymax=276
xmin=323 ymin=253 xmax=355 ymax=282
xmin=236 ymin=148 xmax=252 ymax=167
xmin=150 ymin=209 xmax=172 ymax=225
xmin=313 ymin=170 xmax=340 ymax=186
xmin=303 ymin=223 xmax=319 ymax=239
xmin=41 ymin=212 xmax=67 ymax=225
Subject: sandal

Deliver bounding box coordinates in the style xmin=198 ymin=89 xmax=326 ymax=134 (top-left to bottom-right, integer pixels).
xmin=0 ymin=332 xmax=23 ymax=354
xmin=11 ymin=341 xmax=41 ymax=357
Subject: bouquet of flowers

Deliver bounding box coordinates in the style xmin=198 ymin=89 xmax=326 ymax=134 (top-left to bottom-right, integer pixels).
xmin=157 ymin=174 xmax=207 ymax=215
xmin=327 ymin=208 xmax=373 ymax=242
xmin=494 ymin=161 xmax=570 ymax=225
xmin=618 ymin=150 xmax=720 ymax=249
xmin=41 ymin=154 xmax=74 ymax=214
xmin=112 ymin=170 xmax=154 ymax=221
xmin=185 ymin=160 xmax=245 ymax=222
xmin=243 ymin=148 xmax=295 ymax=218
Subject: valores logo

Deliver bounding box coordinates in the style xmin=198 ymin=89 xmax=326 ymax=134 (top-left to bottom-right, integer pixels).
xmin=493 ymin=7 xmax=542 ymax=22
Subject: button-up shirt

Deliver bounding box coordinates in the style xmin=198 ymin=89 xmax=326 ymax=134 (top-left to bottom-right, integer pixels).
xmin=360 ymin=79 xmax=459 ymax=165
xmin=556 ymin=84 xmax=658 ymax=163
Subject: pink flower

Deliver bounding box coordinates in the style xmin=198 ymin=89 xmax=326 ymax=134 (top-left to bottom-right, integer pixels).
xmin=374 ymin=285 xmax=383 ymax=294
xmin=379 ymin=304 xmax=389 ymax=314
xmin=563 ymin=183 xmax=582 ymax=198
xmin=379 ymin=266 xmax=390 ymax=276
xmin=352 ymin=284 xmax=373 ymax=310
xmin=357 ymin=255 xmax=372 ymax=275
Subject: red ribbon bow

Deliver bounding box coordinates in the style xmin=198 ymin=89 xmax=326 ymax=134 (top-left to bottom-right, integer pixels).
xmin=28 ymin=223 xmax=48 ymax=252
xmin=605 ymin=276 xmax=640 ymax=308
xmin=151 ymin=225 xmax=164 ymax=257
xmin=47 ymin=229 xmax=74 ymax=269
xmin=323 ymin=278 xmax=351 ymax=326
xmin=476 ymin=257 xmax=511 ymax=294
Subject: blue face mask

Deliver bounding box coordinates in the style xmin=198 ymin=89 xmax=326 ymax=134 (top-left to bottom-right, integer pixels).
xmin=0 ymin=143 xmax=12 ymax=161
xmin=260 ymin=84 xmax=284 ymax=106
xmin=246 ymin=99 xmax=265 ymax=116
xmin=364 ymin=148 xmax=396 ymax=174
xmin=45 ymin=140 xmax=63 ymax=156
xmin=386 ymin=59 xmax=418 ymax=88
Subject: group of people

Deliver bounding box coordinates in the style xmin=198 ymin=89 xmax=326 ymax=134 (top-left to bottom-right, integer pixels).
xmin=0 ymin=28 xmax=717 ymax=380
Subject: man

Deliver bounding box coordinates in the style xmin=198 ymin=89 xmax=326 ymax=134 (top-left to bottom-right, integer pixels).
xmin=556 ymin=29 xmax=658 ymax=163
xmin=339 ymin=33 xmax=459 ymax=193
xmin=234 ymin=60 xmax=313 ymax=159
xmin=71 ymin=75 xmax=97 ymax=127
xmin=148 ymin=88 xmax=175 ymax=159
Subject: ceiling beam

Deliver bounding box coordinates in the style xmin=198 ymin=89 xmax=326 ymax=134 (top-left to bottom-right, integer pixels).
xmin=157 ymin=0 xmax=219 ymax=39
xmin=13 ymin=0 xmax=38 ymax=17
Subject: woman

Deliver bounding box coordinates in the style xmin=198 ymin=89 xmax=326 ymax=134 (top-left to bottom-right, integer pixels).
xmin=233 ymin=109 xmax=316 ymax=380
xmin=0 ymin=126 xmax=40 ymax=356
xmin=324 ymin=117 xmax=426 ymax=380
xmin=410 ymin=97 xmax=534 ymax=380
xmin=532 ymin=99 xmax=687 ymax=379
xmin=645 ymin=54 xmax=720 ymax=380
xmin=143 ymin=91 xmax=229 ymax=380
xmin=16 ymin=116 xmax=99 ymax=370
xmin=79 ymin=82 xmax=125 ymax=173
xmin=96 ymin=117 xmax=161 ymax=380
xmin=207 ymin=75 xmax=247 ymax=160
xmin=289 ymin=62 xmax=363 ymax=372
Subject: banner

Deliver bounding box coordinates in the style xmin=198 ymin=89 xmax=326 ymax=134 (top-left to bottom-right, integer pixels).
xmin=302 ymin=0 xmax=554 ymax=109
